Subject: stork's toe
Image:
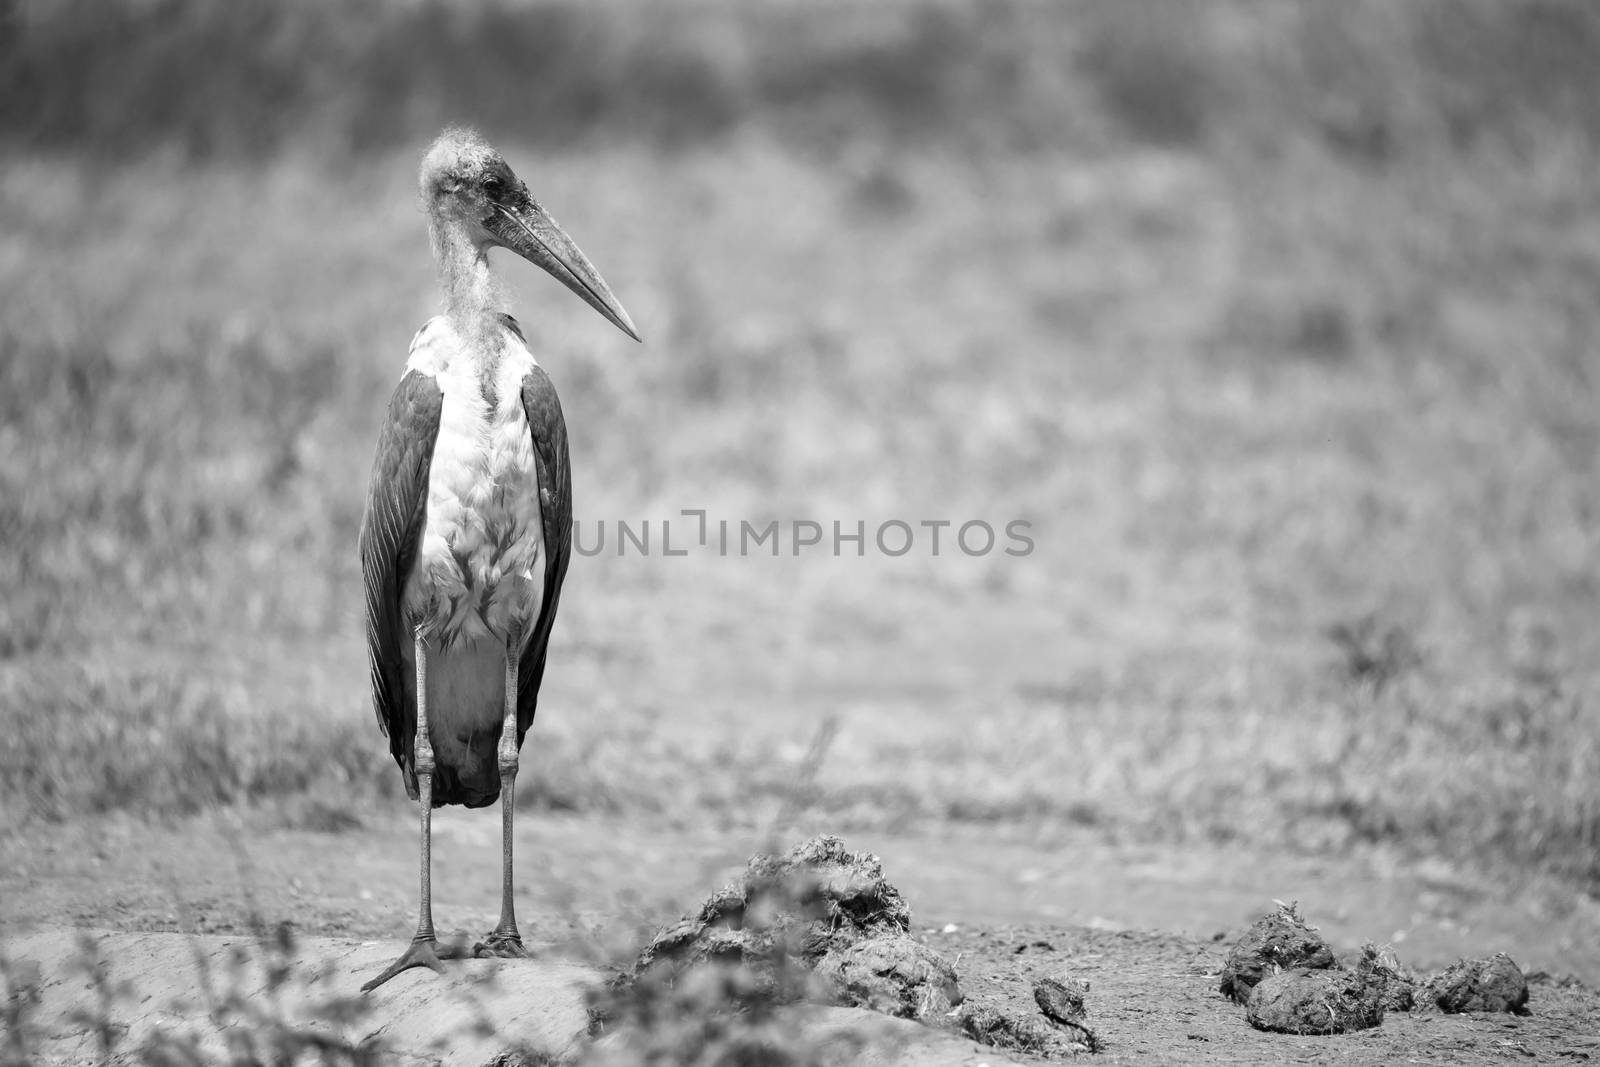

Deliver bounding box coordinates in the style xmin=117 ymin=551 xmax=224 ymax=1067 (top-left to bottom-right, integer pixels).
xmin=360 ymin=935 xmax=471 ymax=993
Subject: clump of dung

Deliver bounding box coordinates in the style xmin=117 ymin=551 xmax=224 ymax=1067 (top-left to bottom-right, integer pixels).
xmin=813 ymin=933 xmax=961 ymax=1021
xmin=635 ymin=835 xmax=913 ymax=1001
xmin=621 ymin=836 xmax=1107 ymax=1055
xmin=1033 ymin=975 xmax=1099 ymax=1052
xmin=958 ymin=1002 xmax=1095 ymax=1057
xmin=630 ymin=835 xmax=967 ymax=1023
xmin=1363 ymin=943 xmax=1417 ymax=1012
xmin=1034 ymin=975 xmax=1089 ymax=1026
xmin=583 ymin=962 xmax=850 ymax=1067
xmin=1219 ymin=901 xmax=1337 ymax=1004
xmin=1245 ymin=966 xmax=1386 ymax=1035
xmin=1419 ymin=954 xmax=1530 ymax=1015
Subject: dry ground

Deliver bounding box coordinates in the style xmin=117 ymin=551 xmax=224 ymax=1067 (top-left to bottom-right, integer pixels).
xmin=5 ymin=817 xmax=1600 ymax=1063
xmin=6 ymin=813 xmax=1600 ymax=982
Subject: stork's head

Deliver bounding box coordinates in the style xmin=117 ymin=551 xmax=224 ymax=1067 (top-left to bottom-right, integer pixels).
xmin=420 ymin=128 xmax=640 ymax=341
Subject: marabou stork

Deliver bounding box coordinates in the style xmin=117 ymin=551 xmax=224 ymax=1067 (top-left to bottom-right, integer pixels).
xmin=358 ymin=129 xmax=639 ymax=992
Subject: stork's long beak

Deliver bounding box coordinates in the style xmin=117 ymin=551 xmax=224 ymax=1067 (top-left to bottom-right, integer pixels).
xmin=488 ymin=201 xmax=642 ymax=342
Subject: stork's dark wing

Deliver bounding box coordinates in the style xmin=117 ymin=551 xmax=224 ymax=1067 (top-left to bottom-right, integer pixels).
xmin=359 ymin=369 xmax=443 ymax=768
xmin=516 ymin=361 xmax=572 ymax=744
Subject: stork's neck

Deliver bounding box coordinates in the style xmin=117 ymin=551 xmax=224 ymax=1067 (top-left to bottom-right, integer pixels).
xmin=431 ymin=218 xmax=505 ymax=354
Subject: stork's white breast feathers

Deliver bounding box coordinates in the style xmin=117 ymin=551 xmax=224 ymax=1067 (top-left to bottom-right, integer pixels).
xmin=401 ymin=316 xmax=546 ymax=647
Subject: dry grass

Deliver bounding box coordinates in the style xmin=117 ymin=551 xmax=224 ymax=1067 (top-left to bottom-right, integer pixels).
xmin=0 ymin=0 xmax=1596 ymax=891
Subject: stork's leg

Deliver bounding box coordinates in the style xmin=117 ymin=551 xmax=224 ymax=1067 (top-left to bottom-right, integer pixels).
xmin=475 ymin=629 xmax=528 ymax=959
xmin=362 ymin=629 xmax=469 ymax=993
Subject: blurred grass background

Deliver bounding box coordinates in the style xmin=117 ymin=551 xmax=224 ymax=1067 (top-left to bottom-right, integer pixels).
xmin=0 ymin=0 xmax=1596 ymax=888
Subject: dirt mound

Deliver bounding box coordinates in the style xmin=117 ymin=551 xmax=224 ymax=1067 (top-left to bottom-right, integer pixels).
xmin=1219 ymin=901 xmax=1338 ymax=1004
xmin=3 ymin=928 xmax=598 ymax=1066
xmin=1419 ymin=954 xmax=1531 ymax=1015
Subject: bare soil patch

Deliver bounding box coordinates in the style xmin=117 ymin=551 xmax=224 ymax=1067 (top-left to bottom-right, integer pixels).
xmin=4 ymin=819 xmax=1597 ymax=1064
xmin=928 ymin=923 xmax=1600 ymax=1064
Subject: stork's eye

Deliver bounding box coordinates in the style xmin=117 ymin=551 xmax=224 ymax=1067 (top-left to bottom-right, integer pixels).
xmin=481 ymin=174 xmax=504 ymax=195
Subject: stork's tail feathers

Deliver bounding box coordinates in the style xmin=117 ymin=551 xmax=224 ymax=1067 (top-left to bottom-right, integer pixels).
xmin=404 ymin=761 xmax=501 ymax=809
xmin=400 ymin=636 xmax=514 ymax=809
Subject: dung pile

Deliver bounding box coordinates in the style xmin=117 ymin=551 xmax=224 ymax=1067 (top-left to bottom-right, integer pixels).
xmin=1244 ymin=949 xmax=1389 ymax=1035
xmin=1035 ymin=975 xmax=1092 ymax=1031
xmin=1419 ymin=953 xmax=1530 ymax=1015
xmin=814 ymin=934 xmax=962 ymax=1019
xmin=1218 ymin=901 xmax=1336 ymax=1005
xmin=957 ymin=1003 xmax=1082 ymax=1057
xmin=633 ymin=835 xmax=938 ymax=1014
xmin=620 ymin=836 xmax=1098 ymax=1055
xmin=1364 ymin=943 xmax=1418 ymax=1012
xmin=949 ymin=974 xmax=1098 ymax=1057
xmin=1222 ymin=902 xmax=1532 ymax=1037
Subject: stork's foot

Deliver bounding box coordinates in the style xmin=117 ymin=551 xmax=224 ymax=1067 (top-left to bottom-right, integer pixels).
xmin=473 ymin=931 xmax=529 ymax=959
xmin=360 ymin=935 xmax=470 ymax=993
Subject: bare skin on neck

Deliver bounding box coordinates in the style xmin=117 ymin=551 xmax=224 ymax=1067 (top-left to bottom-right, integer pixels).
xmin=430 ymin=217 xmax=505 ymax=358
